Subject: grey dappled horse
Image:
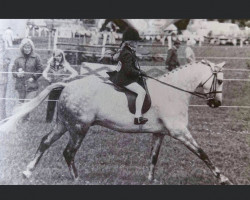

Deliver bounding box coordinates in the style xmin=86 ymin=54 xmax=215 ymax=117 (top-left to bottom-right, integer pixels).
xmin=0 ymin=61 xmax=232 ymax=184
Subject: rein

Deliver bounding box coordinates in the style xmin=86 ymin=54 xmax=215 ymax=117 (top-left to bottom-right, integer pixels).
xmin=137 ymin=54 xmax=221 ymax=100
xmin=144 ymin=75 xmax=208 ymax=99
xmin=143 ymin=70 xmax=222 ymax=100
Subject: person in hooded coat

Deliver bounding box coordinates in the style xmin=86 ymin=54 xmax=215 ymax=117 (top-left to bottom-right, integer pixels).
xmin=12 ymin=38 xmax=43 ymax=104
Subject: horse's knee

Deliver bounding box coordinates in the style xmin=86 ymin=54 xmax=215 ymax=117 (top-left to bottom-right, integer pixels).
xmin=38 ymin=133 xmax=51 ymax=152
xmin=63 ymin=148 xmax=72 ymax=164
xmin=63 ymin=146 xmax=77 ymax=164
xmin=151 ymin=152 xmax=158 ymax=165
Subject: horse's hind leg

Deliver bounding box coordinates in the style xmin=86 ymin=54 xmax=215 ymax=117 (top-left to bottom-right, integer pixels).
xmin=22 ymin=122 xmax=67 ymax=179
xmin=63 ymin=124 xmax=89 ymax=180
xmin=168 ymin=125 xmax=233 ymax=185
xmin=148 ymin=133 xmax=164 ymax=182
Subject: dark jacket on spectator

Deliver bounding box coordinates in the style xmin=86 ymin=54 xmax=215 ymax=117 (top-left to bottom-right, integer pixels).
xmin=12 ymin=39 xmax=43 ymax=92
xmin=165 ymin=47 xmax=180 ymax=71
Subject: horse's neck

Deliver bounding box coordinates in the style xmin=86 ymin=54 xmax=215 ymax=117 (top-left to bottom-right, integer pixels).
xmin=156 ymin=63 xmax=207 ymax=92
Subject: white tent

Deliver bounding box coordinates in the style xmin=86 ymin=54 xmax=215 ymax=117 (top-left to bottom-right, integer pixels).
xmin=125 ymin=19 xmax=180 ymax=35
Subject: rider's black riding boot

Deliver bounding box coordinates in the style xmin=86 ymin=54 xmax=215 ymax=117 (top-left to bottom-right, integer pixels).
xmin=134 ymin=117 xmax=148 ymax=125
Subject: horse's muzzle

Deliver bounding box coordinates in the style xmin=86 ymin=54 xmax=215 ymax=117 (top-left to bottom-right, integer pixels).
xmin=207 ymin=99 xmax=221 ymax=108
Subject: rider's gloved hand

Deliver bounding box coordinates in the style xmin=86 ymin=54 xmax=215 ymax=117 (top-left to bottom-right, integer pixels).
xmin=140 ymin=71 xmax=147 ymax=77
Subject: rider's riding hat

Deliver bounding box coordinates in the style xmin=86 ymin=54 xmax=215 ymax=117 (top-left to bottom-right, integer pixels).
xmin=122 ymin=27 xmax=142 ymax=42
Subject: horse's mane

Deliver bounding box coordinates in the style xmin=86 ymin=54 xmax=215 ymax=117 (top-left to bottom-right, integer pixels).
xmin=159 ymin=62 xmax=202 ymax=79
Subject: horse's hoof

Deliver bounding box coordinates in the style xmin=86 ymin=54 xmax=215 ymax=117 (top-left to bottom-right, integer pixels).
xmin=73 ymin=177 xmax=79 ymax=183
xmin=22 ymin=170 xmax=32 ymax=179
xmin=220 ymin=179 xmax=233 ymax=185
xmin=219 ymin=175 xmax=233 ymax=185
xmin=148 ymin=174 xmax=154 ymax=182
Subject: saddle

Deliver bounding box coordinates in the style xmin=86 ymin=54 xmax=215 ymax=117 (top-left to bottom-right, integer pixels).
xmin=106 ymin=71 xmax=152 ymax=115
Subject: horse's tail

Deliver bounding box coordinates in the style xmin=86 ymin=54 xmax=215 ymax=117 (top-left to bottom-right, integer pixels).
xmin=0 ymin=82 xmax=67 ymax=133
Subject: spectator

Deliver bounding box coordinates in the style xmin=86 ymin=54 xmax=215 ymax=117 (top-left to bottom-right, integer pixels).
xmin=12 ymin=38 xmax=43 ymax=102
xmin=3 ymin=27 xmax=14 ymax=48
xmin=12 ymin=38 xmax=43 ymax=120
xmin=165 ymin=39 xmax=181 ymax=71
xmin=42 ymin=49 xmax=78 ymax=122
xmin=185 ymin=39 xmax=196 ymax=64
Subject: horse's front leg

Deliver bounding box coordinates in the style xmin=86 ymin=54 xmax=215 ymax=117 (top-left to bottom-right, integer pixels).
xmin=164 ymin=120 xmax=233 ymax=185
xmin=148 ymin=133 xmax=164 ymax=182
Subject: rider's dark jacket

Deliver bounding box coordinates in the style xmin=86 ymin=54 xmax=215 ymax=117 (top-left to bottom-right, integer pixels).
xmin=108 ymin=45 xmax=142 ymax=87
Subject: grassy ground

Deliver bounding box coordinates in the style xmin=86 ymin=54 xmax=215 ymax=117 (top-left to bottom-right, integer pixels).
xmin=0 ymin=106 xmax=249 ymax=185
xmin=1 ymin=44 xmax=250 ymax=185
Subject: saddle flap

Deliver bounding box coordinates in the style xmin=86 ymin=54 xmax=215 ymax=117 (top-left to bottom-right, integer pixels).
xmin=105 ymin=72 xmax=152 ymax=115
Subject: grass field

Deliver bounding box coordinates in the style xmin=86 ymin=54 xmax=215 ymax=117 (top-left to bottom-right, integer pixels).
xmin=0 ymin=44 xmax=250 ymax=185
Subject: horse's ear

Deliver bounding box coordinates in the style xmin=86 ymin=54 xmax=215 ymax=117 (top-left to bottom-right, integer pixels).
xmin=216 ymin=62 xmax=226 ymax=71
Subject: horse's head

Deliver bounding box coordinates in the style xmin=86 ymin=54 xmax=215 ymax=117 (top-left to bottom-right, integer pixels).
xmin=200 ymin=61 xmax=225 ymax=108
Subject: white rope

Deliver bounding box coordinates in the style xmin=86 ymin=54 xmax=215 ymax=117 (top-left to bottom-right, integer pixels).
xmin=189 ymin=105 xmax=250 ymax=109
xmin=0 ymin=71 xmax=105 ymax=78
xmin=1 ymin=97 xmax=249 ymax=108
xmin=223 ymin=79 xmax=250 ymax=81
xmin=0 ymin=97 xmax=58 ymax=102
xmin=1 ymin=71 xmax=249 ymax=81
xmin=6 ymin=47 xmax=250 ymax=60
xmin=223 ymin=69 xmax=250 ymax=72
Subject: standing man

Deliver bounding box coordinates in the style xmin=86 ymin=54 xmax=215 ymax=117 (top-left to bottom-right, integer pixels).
xmin=165 ymin=39 xmax=181 ymax=71
xmin=185 ymin=39 xmax=196 ymax=64
xmin=3 ymin=27 xmax=14 ymax=48
xmin=12 ymin=38 xmax=43 ymax=119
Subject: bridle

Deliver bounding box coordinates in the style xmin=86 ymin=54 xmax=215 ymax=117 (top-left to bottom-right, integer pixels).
xmin=143 ymin=63 xmax=222 ymax=101
xmin=198 ymin=66 xmax=222 ymax=100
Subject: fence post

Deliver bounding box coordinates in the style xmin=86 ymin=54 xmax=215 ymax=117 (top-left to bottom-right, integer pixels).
xmin=32 ymin=27 xmax=35 ymax=37
xmin=48 ymin=30 xmax=51 ymax=50
xmin=240 ymin=38 xmax=243 ymax=47
xmin=101 ymin=32 xmax=108 ymax=58
xmin=83 ymin=34 xmax=86 ymax=45
xmin=167 ymin=35 xmax=172 ymax=49
xmin=0 ymin=38 xmax=7 ymax=120
xmin=53 ymin=29 xmax=58 ymax=50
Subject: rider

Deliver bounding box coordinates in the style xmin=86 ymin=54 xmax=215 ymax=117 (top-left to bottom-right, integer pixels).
xmin=108 ymin=27 xmax=148 ymax=125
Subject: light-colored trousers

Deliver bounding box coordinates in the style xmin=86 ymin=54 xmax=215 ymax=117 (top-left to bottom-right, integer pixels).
xmin=125 ymin=82 xmax=146 ymax=118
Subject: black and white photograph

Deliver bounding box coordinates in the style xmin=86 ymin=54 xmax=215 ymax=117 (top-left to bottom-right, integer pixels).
xmin=0 ymin=18 xmax=250 ymax=185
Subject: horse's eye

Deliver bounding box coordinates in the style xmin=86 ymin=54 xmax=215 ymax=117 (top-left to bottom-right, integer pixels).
xmin=218 ymin=80 xmax=223 ymax=85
